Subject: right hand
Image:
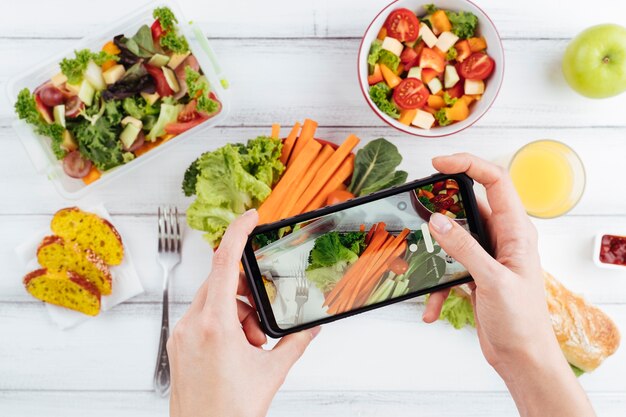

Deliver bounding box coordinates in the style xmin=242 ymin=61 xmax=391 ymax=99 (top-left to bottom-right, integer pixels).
xmin=422 ymin=153 xmax=558 ymax=372
xmin=422 ymin=154 xmax=595 ymax=417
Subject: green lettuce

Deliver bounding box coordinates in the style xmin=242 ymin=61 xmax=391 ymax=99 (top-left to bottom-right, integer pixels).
xmin=369 ymin=82 xmax=400 ymax=119
xmin=184 ymin=137 xmax=284 ymax=246
xmin=306 ymin=232 xmax=365 ymax=293
xmin=367 ymin=40 xmax=400 ymax=73
xmin=447 ymin=11 xmax=478 ymax=39
xmin=439 ymin=290 xmax=476 ymax=329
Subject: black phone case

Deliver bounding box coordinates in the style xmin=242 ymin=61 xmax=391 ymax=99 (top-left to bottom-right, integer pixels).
xmin=242 ymin=173 xmax=489 ymax=338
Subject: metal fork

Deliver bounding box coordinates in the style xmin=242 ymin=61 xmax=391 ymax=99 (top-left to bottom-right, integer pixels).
xmin=294 ymin=253 xmax=309 ymax=325
xmin=153 ymin=206 xmax=182 ymax=397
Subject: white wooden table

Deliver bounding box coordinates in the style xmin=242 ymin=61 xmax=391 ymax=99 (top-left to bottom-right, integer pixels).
xmin=1 ymin=0 xmax=625 ymax=415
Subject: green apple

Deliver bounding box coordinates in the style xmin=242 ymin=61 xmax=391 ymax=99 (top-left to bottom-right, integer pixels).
xmin=562 ymin=24 xmax=626 ymax=98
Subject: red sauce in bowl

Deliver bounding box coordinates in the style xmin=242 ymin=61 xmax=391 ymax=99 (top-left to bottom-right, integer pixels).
xmin=599 ymin=235 xmax=626 ymax=266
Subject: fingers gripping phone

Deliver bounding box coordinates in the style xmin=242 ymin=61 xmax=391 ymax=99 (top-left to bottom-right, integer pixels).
xmin=242 ymin=174 xmax=488 ymax=338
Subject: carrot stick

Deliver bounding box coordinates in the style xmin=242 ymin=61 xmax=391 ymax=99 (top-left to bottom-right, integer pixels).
xmin=342 ymin=234 xmax=397 ymax=310
xmin=279 ymin=145 xmax=334 ymax=219
xmin=360 ymin=224 xmax=365 ymax=232
xmin=288 ymin=118 xmax=317 ymax=167
xmin=354 ymin=230 xmax=410 ymax=307
xmin=280 ymin=122 xmax=301 ymax=165
xmin=294 ymin=134 xmax=359 ymax=212
xmin=257 ymin=139 xmax=322 ymax=224
xmin=271 ymin=123 xmax=280 ymax=139
xmin=324 ymin=223 xmax=387 ymax=307
xmin=365 ymin=224 xmax=377 ymax=244
xmin=301 ymin=153 xmax=355 ymax=213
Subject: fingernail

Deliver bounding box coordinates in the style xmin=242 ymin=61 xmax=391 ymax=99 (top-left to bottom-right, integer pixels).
xmin=243 ymin=208 xmax=257 ymax=216
xmin=309 ymin=326 xmax=321 ymax=340
xmin=430 ymin=213 xmax=452 ymax=234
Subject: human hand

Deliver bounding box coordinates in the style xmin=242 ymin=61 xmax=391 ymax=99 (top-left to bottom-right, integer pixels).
xmin=422 ymin=154 xmax=594 ymax=417
xmin=168 ymin=209 xmax=320 ymax=417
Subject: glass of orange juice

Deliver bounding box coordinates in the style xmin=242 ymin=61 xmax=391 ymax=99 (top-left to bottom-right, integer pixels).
xmin=509 ymin=140 xmax=586 ymax=218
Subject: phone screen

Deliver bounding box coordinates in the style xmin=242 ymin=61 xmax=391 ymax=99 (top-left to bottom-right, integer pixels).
xmin=248 ymin=177 xmax=477 ymax=332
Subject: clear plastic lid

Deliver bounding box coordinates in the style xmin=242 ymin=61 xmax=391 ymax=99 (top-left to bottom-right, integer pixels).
xmin=6 ymin=0 xmax=230 ymax=199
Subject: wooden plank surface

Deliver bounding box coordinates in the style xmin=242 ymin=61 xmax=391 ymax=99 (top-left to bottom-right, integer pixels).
xmin=1 ymin=0 xmax=625 ymax=415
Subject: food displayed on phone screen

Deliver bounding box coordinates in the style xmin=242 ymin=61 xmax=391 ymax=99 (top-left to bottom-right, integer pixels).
xmin=253 ymin=179 xmax=471 ymax=329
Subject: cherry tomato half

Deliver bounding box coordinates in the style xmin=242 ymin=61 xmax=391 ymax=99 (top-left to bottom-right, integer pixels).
xmin=385 ymin=8 xmax=420 ymax=42
xmin=457 ymin=53 xmax=495 ymax=81
xmin=393 ymin=78 xmax=428 ymax=110
xmin=326 ymin=189 xmax=355 ymax=206
xmin=151 ymin=20 xmax=164 ymax=42
xmin=389 ymin=257 xmax=409 ymax=275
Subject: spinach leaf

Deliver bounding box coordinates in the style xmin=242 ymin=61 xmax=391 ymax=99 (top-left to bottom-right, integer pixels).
xmin=348 ymin=138 xmax=406 ymax=196
xmin=102 ymin=62 xmax=155 ymax=100
xmin=119 ymin=25 xmax=157 ymax=59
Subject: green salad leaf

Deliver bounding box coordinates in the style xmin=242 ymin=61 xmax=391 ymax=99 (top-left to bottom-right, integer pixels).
xmin=570 ymin=364 xmax=585 ymax=378
xmin=184 ymin=138 xmax=284 ymax=246
xmin=14 ymin=88 xmax=66 ymax=159
xmin=67 ymin=102 xmax=125 ymax=171
xmin=446 ymin=46 xmax=458 ymax=61
xmin=60 ymin=49 xmax=118 ymax=84
xmin=367 ymin=40 xmax=383 ymax=74
xmin=378 ymin=50 xmax=400 ymax=73
xmin=153 ymin=6 xmax=178 ymax=30
xmin=348 ymin=138 xmax=407 ymax=196
xmin=306 ymin=232 xmax=365 ymax=293
xmin=119 ymin=25 xmax=157 ymax=58
xmin=185 ymin=66 xmax=219 ymax=114
xmin=439 ymin=290 xmax=476 ymax=329
xmin=369 ymin=82 xmax=400 ymax=120
xmin=443 ymin=92 xmax=458 ymax=106
xmin=447 ymin=11 xmax=478 ymax=39
xmin=423 ymin=4 xmax=439 ymax=14
xmin=435 ymin=108 xmax=452 ymax=126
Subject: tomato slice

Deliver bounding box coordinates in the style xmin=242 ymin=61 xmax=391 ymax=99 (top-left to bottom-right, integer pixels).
xmin=63 ymin=151 xmax=92 ymax=179
xmin=445 ymin=82 xmax=464 ymax=99
xmin=393 ymin=78 xmax=428 ymax=110
xmin=164 ymin=115 xmax=208 ymax=135
xmin=144 ymin=64 xmax=174 ymax=97
xmin=151 ymin=20 xmax=164 ymax=42
xmin=457 ymin=53 xmax=495 ymax=81
xmin=326 ymin=189 xmax=355 ymax=206
xmin=385 ymin=8 xmax=420 ymax=42
xmin=389 ymin=257 xmax=409 ymax=275
xmin=419 ymin=47 xmax=445 ymax=73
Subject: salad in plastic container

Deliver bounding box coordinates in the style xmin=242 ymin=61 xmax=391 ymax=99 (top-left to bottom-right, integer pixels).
xmin=8 ymin=1 xmax=230 ymax=199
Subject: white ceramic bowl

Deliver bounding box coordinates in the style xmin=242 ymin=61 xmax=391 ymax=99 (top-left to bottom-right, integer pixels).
xmin=357 ymin=0 xmax=504 ymax=138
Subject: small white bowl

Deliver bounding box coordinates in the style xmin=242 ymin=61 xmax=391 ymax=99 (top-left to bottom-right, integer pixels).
xmin=593 ymin=231 xmax=626 ymax=270
xmin=357 ymin=0 xmax=505 ymax=138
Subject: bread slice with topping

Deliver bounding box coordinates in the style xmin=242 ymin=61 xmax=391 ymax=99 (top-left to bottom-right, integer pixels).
xmin=23 ymin=269 xmax=101 ymax=316
xmin=51 ymin=207 xmax=124 ymax=266
xmin=37 ymin=235 xmax=113 ymax=295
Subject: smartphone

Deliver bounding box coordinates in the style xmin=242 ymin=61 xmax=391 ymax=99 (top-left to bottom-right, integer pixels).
xmin=242 ymin=173 xmax=488 ymax=338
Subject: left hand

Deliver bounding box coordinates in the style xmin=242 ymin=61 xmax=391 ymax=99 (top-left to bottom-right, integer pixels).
xmin=168 ymin=209 xmax=320 ymax=417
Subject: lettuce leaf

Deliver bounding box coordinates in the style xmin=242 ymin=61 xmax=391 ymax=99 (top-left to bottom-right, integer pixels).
xmin=369 ymin=82 xmax=400 ymax=120
xmin=439 ymin=290 xmax=475 ymax=329
xmin=184 ymin=138 xmax=284 ymax=246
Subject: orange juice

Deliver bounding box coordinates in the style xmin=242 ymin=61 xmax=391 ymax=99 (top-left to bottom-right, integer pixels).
xmin=509 ymin=140 xmax=585 ymax=218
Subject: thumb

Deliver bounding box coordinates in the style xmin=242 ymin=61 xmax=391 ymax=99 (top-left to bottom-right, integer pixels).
xmin=271 ymin=327 xmax=320 ymax=374
xmin=428 ymin=213 xmax=503 ymax=286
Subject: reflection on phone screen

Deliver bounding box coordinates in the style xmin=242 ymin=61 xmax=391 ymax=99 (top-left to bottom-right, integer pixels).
xmin=252 ymin=179 xmax=471 ymax=330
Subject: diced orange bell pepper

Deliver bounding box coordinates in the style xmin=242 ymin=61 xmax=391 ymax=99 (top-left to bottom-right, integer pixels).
xmin=431 ymin=10 xmax=452 ymax=34
xmin=427 ymin=95 xmax=445 ymax=109
xmin=454 ymin=40 xmax=471 ymax=62
xmin=377 ymin=26 xmax=388 ymax=41
xmin=468 ymin=37 xmax=487 ymax=52
xmin=380 ymin=64 xmax=402 ymax=88
xmin=101 ymin=40 xmax=121 ymax=71
xmin=445 ymin=99 xmax=470 ymax=121
xmin=368 ymin=63 xmax=384 ymax=85
xmin=399 ymin=109 xmax=417 ymax=126
xmin=460 ymin=95 xmax=475 ymax=106
xmin=421 ymin=68 xmax=440 ymax=84
xmin=82 ymin=166 xmax=101 ymax=185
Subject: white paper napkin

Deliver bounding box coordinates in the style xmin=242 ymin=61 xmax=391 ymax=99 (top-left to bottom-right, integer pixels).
xmin=16 ymin=204 xmax=144 ymax=329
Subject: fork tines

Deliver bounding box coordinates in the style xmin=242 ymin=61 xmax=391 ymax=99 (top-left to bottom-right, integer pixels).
xmin=157 ymin=206 xmax=181 ymax=254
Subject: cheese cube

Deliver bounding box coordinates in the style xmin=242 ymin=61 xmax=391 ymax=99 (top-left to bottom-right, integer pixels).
xmin=427 ymin=77 xmax=443 ymax=94
xmin=464 ymin=79 xmax=485 ymax=95
xmin=412 ymin=109 xmax=436 ymax=130
xmin=407 ymin=66 xmax=422 ymax=80
xmin=382 ymin=36 xmax=404 ymax=56
xmin=419 ymin=23 xmax=438 ymax=48
xmin=444 ymin=65 xmax=460 ymax=88
xmin=435 ymin=32 xmax=459 ymax=54
xmin=103 ymin=64 xmax=126 ymax=85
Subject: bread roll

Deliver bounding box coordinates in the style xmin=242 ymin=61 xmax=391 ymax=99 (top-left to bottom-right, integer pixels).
xmin=544 ymin=271 xmax=621 ymax=372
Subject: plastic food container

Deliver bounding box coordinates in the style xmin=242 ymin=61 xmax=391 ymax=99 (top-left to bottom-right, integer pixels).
xmin=6 ymin=0 xmax=230 ymax=199
xmin=593 ymin=231 xmax=626 ymax=270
